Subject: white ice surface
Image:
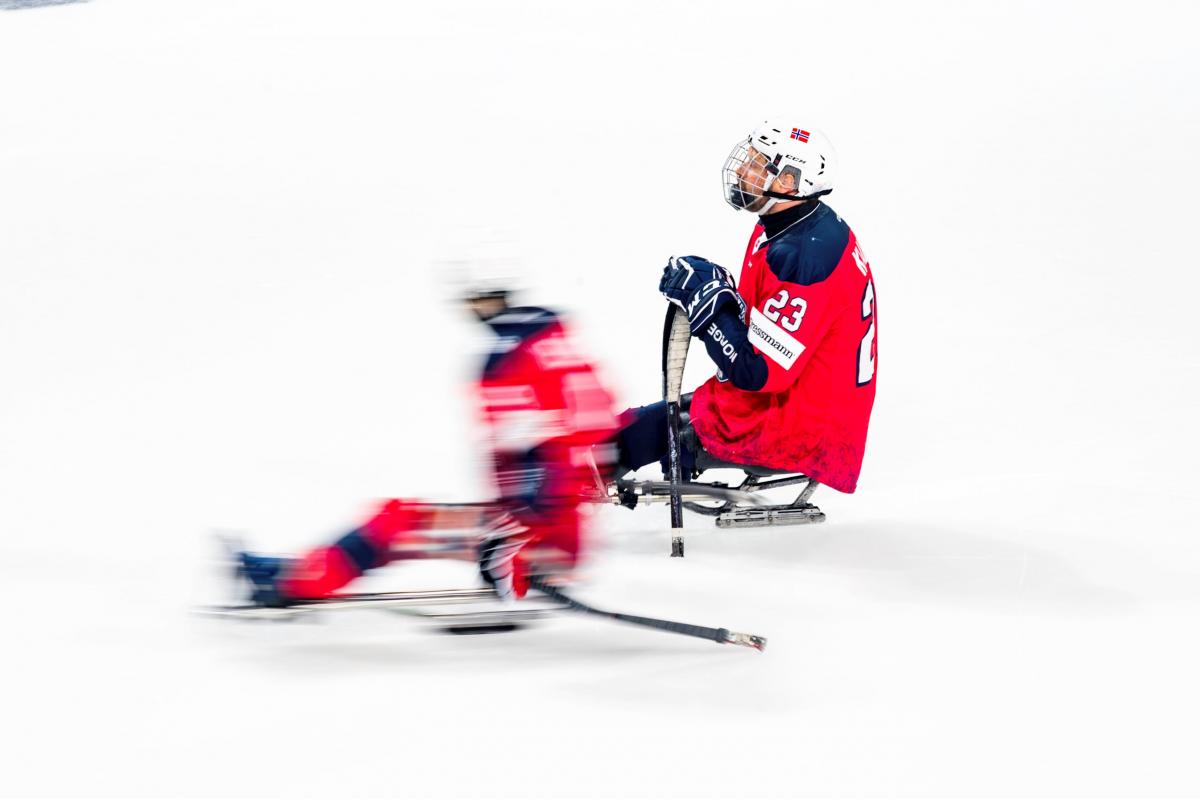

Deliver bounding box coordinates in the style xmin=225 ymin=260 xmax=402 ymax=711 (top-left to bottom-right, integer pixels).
xmin=2 ymin=1 xmax=1199 ymax=796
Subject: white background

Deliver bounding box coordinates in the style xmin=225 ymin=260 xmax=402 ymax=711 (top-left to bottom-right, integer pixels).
xmin=2 ymin=1 xmax=1198 ymax=796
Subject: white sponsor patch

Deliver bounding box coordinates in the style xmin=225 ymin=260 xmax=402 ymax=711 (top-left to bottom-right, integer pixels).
xmin=748 ymin=307 xmax=805 ymax=370
xmin=490 ymin=409 xmax=568 ymax=452
xmin=481 ymin=385 xmax=538 ymax=409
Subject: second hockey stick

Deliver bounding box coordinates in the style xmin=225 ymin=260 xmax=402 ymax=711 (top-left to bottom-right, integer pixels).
xmin=529 ymin=576 xmax=766 ymax=651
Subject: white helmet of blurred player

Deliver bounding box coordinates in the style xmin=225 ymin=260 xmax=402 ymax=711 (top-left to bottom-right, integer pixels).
xmin=439 ymin=226 xmax=526 ymax=303
xmin=722 ymin=121 xmax=837 ymax=215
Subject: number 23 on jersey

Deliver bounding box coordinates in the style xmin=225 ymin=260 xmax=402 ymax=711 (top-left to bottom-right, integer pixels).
xmin=857 ymin=279 xmax=876 ymax=386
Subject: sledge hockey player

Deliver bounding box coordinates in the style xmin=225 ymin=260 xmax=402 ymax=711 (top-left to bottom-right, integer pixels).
xmin=616 ymin=121 xmax=878 ymax=494
xmin=237 ymin=280 xmax=620 ymax=607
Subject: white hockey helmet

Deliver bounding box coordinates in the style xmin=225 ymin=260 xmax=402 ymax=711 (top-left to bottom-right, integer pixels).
xmin=439 ymin=225 xmax=526 ymax=302
xmin=722 ymin=121 xmax=837 ymax=214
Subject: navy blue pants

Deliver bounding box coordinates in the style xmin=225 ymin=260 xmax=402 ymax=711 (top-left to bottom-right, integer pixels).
xmin=614 ymin=397 xmax=700 ymax=478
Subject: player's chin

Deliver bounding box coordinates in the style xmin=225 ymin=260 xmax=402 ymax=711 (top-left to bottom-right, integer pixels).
xmin=743 ymin=194 xmax=769 ymax=213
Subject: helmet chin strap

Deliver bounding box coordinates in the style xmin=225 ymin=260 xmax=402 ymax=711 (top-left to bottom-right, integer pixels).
xmin=755 ymin=189 xmax=800 ymax=215
xmin=757 ymin=187 xmax=833 ymax=215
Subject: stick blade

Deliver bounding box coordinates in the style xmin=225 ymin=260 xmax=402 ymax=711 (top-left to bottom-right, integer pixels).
xmin=723 ymin=630 xmax=768 ymax=652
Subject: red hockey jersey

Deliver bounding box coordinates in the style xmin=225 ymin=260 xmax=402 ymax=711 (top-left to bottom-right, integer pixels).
xmin=690 ymin=202 xmax=877 ymax=493
xmin=476 ymin=307 xmax=619 ymax=509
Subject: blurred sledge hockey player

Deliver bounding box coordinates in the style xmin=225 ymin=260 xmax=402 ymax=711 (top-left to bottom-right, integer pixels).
xmin=618 ymin=121 xmax=878 ymax=493
xmin=238 ymin=272 xmax=620 ymax=607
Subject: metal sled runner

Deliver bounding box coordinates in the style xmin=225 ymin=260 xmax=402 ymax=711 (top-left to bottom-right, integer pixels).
xmin=682 ymin=458 xmax=825 ymax=529
xmin=601 ymin=451 xmax=826 ymax=529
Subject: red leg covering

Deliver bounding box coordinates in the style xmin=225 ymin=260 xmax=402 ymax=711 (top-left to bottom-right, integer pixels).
xmin=531 ymin=506 xmax=583 ymax=564
xmin=278 ymin=545 xmax=359 ymax=600
xmin=360 ymin=498 xmax=436 ymax=547
xmin=510 ymin=507 xmax=583 ymax=599
xmin=279 ymin=499 xmax=434 ymax=600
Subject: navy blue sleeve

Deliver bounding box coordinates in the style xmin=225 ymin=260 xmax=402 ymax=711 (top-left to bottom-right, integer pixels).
xmin=696 ymin=307 xmax=768 ymax=391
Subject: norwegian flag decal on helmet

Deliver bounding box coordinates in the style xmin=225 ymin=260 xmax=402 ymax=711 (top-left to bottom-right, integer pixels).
xmin=791 ymin=128 xmax=810 ymax=142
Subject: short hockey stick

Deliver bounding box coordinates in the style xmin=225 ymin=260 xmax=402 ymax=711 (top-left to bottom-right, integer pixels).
xmin=662 ymin=304 xmax=692 ymax=557
xmin=528 ymin=576 xmax=766 ymax=651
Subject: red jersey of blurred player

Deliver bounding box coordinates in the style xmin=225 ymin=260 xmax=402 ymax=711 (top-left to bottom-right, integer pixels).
xmin=690 ymin=205 xmax=877 ymax=493
xmin=279 ymin=306 xmax=618 ymax=601
xmin=476 ymin=307 xmax=620 ymax=567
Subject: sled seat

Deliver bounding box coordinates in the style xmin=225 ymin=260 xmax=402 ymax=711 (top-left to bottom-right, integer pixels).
xmin=684 ymin=438 xmax=826 ymax=528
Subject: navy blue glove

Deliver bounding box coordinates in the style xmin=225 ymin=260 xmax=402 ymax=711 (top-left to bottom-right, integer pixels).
xmin=659 ymin=255 xmax=747 ymax=335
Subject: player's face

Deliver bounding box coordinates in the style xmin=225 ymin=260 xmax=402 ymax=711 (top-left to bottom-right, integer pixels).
xmin=466 ymin=295 xmax=506 ymax=321
xmin=736 ymin=148 xmax=774 ymax=212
